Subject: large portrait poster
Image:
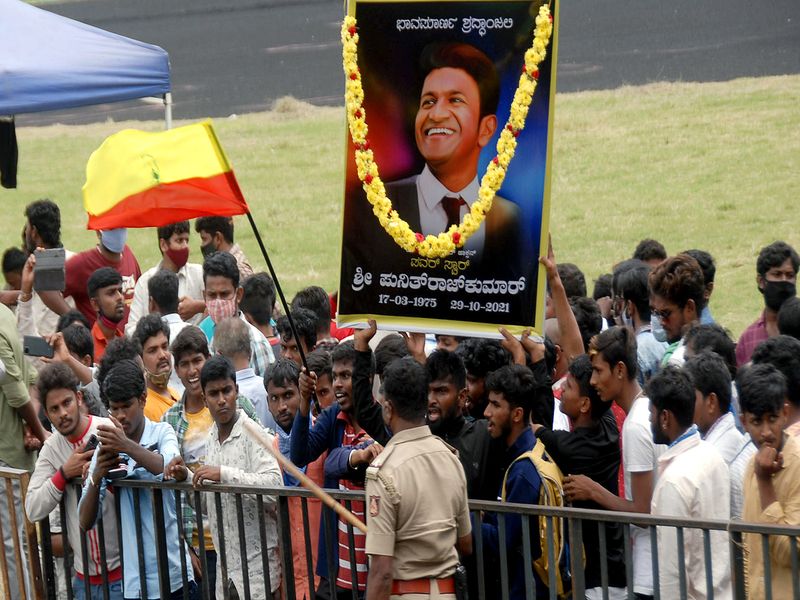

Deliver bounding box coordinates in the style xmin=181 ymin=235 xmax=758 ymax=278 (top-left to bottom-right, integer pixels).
xmin=337 ymin=0 xmax=558 ymax=337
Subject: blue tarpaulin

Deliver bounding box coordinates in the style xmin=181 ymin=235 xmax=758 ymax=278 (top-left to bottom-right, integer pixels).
xmin=0 ymin=0 xmax=170 ymax=115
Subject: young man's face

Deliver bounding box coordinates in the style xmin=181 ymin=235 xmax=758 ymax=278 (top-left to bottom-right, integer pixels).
xmin=267 ymin=379 xmax=299 ymax=432
xmin=315 ymin=373 xmax=335 ymax=410
xmin=204 ymin=275 xmax=240 ymax=303
xmin=414 ymin=67 xmax=495 ymax=175
xmin=175 ymin=351 xmax=207 ymax=396
xmin=205 ymin=378 xmax=239 ymax=427
xmin=92 ymin=283 xmax=125 ymax=323
xmin=161 ymin=231 xmax=190 ymax=253
xmin=589 ymin=353 xmax=621 ymax=402
xmin=279 ymin=336 xmax=305 ymax=367
xmin=141 ymin=332 xmax=171 ymax=379
xmin=45 ymin=388 xmax=83 ymax=438
xmin=332 ymin=359 xmax=355 ymax=414
xmin=484 ymin=391 xmax=514 ymax=442
xmin=743 ymin=405 xmax=788 ymax=451
xmin=435 ymin=336 xmax=460 ymax=352
xmin=650 ymin=294 xmax=693 ymax=344
xmin=559 ymin=373 xmax=584 ymax=422
xmin=465 ymin=372 xmax=486 ymax=417
xmin=427 ymin=377 xmax=462 ymax=425
xmin=108 ymin=396 xmax=146 ymax=438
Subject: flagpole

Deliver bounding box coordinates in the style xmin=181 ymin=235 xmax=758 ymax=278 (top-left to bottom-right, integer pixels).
xmin=245 ymin=211 xmax=309 ymax=371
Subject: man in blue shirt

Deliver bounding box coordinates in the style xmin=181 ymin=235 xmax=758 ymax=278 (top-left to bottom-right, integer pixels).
xmin=79 ymin=359 xmax=196 ymax=600
xmin=481 ymin=364 xmax=554 ymax=599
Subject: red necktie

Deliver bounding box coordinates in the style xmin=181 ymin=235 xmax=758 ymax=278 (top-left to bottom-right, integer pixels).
xmin=442 ymin=196 xmax=466 ymax=230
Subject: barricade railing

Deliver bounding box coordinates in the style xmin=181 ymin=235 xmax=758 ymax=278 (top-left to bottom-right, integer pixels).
xmin=10 ymin=473 xmax=800 ymax=600
xmin=0 ymin=467 xmax=44 ymax=600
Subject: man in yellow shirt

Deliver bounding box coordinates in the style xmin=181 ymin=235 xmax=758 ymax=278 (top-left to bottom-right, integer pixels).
xmin=132 ymin=313 xmax=179 ymax=421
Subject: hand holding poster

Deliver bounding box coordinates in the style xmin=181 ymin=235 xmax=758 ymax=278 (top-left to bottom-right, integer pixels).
xmin=337 ymin=0 xmax=558 ymax=337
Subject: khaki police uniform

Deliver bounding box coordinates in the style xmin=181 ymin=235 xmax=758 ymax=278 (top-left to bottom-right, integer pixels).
xmin=365 ymin=425 xmax=470 ymax=599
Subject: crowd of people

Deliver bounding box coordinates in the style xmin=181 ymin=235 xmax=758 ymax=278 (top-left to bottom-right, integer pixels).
xmin=1 ymin=199 xmax=799 ymax=600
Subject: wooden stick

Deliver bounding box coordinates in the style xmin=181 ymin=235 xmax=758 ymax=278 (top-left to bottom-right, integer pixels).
xmin=242 ymin=419 xmax=368 ymax=534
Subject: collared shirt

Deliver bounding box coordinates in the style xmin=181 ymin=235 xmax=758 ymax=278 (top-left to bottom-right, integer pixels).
xmin=236 ymin=367 xmax=277 ymax=432
xmin=365 ymin=425 xmax=470 ymax=580
xmin=144 ymin=387 xmax=179 ymax=423
xmin=161 ymin=393 xmax=260 ymax=543
xmin=200 ymin=312 xmax=275 ymax=377
xmin=416 ymin=165 xmax=485 ymax=254
xmin=742 ymin=435 xmax=800 ymax=600
xmin=735 ymin=311 xmax=768 ymax=367
xmin=125 ymin=262 xmax=205 ymax=337
xmin=703 ymin=411 xmax=744 ymax=465
xmin=205 ymin=411 xmax=282 ymax=597
xmin=80 ymin=419 xmax=192 ymax=599
xmin=729 ymin=434 xmax=756 ymax=520
xmin=91 ymin=321 xmax=123 ymax=363
xmin=652 ymin=430 xmax=731 ymax=599
xmin=228 ymin=244 xmax=254 ymax=280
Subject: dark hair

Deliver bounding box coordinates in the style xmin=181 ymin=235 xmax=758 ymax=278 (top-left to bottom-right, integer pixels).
xmin=101 ymin=359 xmax=145 ymax=408
xmin=778 ymin=297 xmax=800 ymax=341
xmin=568 ymin=354 xmax=607 ymax=420
xmin=171 ymin=326 xmax=210 ymax=363
xmin=276 ymin=308 xmax=318 ymax=350
xmin=133 ymin=313 xmax=170 ymax=349
xmin=570 ymin=297 xmax=603 ymax=352
xmin=751 ymin=335 xmax=800 ymax=409
xmin=200 ymin=355 xmax=237 ymax=391
xmin=737 ymin=363 xmax=787 ymax=417
xmin=419 ymin=42 xmax=499 ymax=119
xmin=756 ymin=241 xmax=800 ymax=277
xmin=56 ymin=310 xmax=91 ymax=332
xmin=683 ymin=249 xmax=716 ymax=286
xmin=213 ymin=317 xmax=251 ymax=359
xmin=25 ymin=199 xmax=61 ymax=248
xmin=291 ymin=286 xmax=331 ymax=335
xmin=157 ymin=221 xmax=190 ymax=244
xmin=147 ymin=269 xmax=179 ymax=315
xmin=648 ymin=253 xmax=706 ymax=312
xmin=87 ymin=267 xmax=122 ymax=299
xmin=203 ymin=251 xmax=239 ymax=288
xmin=683 ymin=351 xmax=732 ymax=414
xmin=633 ymin=238 xmax=667 ymax=262
xmin=589 ymin=326 xmax=638 ymax=380
xmin=383 ymin=357 xmax=428 ymax=422
xmin=612 ymin=259 xmax=652 ymax=321
xmin=455 ymin=338 xmax=510 ymax=378
xmin=2 ymin=247 xmax=26 ymax=274
xmin=306 ymin=348 xmax=332 ymax=381
xmin=557 ymin=263 xmax=587 ymax=299
xmin=683 ymin=323 xmax=737 ymax=379
xmin=647 ymin=366 xmax=695 ymax=429
xmin=62 ymin=323 xmax=94 ymax=363
xmin=486 ymin=364 xmax=553 ymax=427
xmin=96 ymin=337 xmax=142 ymax=391
xmin=331 ymin=339 xmax=367 ymax=374
xmin=374 ymin=335 xmax=409 ymax=377
xmin=592 ymin=273 xmax=612 ymax=301
xmin=264 ymin=357 xmax=300 ymax=389
xmin=426 ymin=350 xmax=466 ymax=390
xmin=195 ymin=217 xmax=234 ymax=244
xmin=37 ymin=363 xmax=80 ymax=407
xmin=240 ymin=273 xmax=275 ymax=326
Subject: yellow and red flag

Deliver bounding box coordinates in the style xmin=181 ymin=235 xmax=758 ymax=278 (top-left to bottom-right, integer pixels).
xmin=82 ymin=120 xmax=248 ymax=229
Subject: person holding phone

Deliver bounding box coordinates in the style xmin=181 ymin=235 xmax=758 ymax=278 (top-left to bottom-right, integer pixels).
xmin=25 ymin=363 xmax=123 ymax=599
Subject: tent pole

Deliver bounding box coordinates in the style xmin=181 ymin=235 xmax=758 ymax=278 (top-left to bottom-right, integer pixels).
xmin=164 ymin=93 xmax=173 ymax=130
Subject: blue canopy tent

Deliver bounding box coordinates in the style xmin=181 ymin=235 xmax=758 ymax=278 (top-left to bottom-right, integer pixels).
xmin=0 ymin=0 xmax=171 ymax=117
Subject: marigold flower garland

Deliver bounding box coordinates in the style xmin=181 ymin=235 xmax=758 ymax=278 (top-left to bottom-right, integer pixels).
xmin=342 ymin=5 xmax=554 ymax=259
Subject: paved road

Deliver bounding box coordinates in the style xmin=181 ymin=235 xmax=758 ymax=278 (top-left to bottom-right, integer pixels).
xmin=16 ymin=0 xmax=800 ymax=125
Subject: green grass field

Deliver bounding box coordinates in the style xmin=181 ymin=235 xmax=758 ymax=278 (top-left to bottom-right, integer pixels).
xmin=2 ymin=76 xmax=799 ymax=338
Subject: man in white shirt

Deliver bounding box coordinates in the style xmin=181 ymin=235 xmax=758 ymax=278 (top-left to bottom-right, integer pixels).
xmin=649 ymin=366 xmax=732 ymax=599
xmin=125 ymin=221 xmax=204 ymax=336
xmin=684 ymin=351 xmax=743 ymax=463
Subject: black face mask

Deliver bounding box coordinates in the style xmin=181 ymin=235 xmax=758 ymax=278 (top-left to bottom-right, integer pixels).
xmin=762 ymin=280 xmax=796 ymax=312
xmin=200 ymin=241 xmax=216 ymax=259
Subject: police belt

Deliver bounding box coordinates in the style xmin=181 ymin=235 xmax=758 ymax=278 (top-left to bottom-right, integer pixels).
xmin=391 ymin=577 xmax=455 ymax=595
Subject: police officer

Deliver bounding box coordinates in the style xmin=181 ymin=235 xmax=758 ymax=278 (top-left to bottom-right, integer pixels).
xmin=364 ymin=357 xmax=471 ymax=600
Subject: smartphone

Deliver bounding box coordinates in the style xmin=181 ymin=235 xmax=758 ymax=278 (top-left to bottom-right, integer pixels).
xmin=33 ymin=247 xmax=65 ymax=292
xmin=81 ymin=434 xmax=99 ymax=453
xmin=23 ymin=335 xmax=54 ymax=358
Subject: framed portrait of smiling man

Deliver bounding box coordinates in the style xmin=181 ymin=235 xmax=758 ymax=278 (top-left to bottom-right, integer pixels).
xmin=337 ymin=0 xmax=559 ymax=338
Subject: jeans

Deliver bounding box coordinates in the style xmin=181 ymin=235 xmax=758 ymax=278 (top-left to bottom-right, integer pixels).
xmin=72 ymin=575 xmax=123 ymax=600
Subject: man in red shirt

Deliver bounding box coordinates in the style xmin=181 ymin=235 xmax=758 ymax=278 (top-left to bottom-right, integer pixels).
xmin=41 ymin=229 xmax=140 ymax=327
xmin=87 ymin=267 xmax=125 ymax=363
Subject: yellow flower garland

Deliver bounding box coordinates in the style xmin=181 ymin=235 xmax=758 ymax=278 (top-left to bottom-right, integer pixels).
xmin=342 ymin=5 xmax=554 ymax=259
